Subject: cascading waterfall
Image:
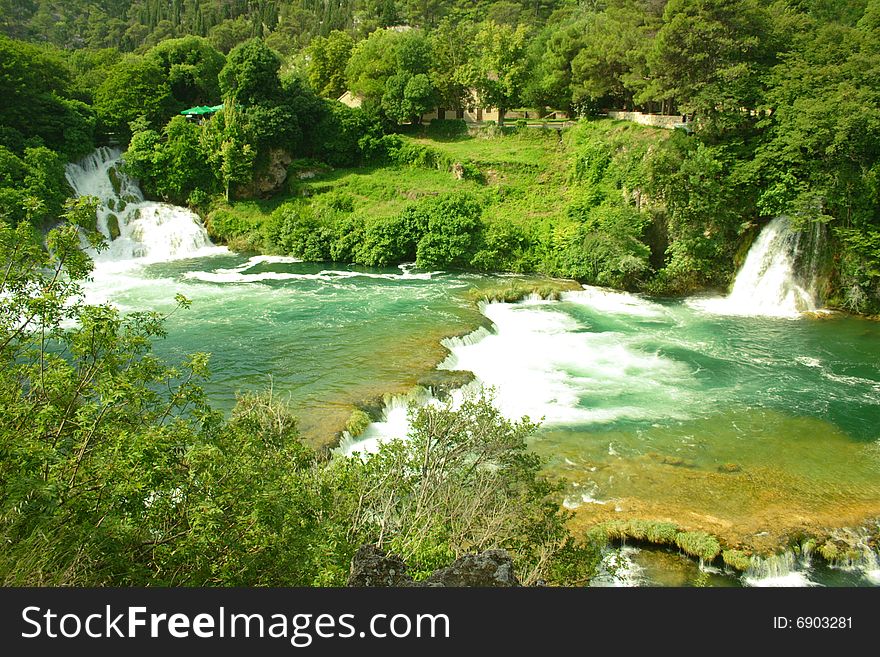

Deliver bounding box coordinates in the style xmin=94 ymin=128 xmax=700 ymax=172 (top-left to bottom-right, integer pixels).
xmin=64 ymin=147 xmax=225 ymax=268
xmin=337 ymin=386 xmax=439 ymax=457
xmin=692 ymin=216 xmax=824 ymax=318
xmin=819 ymin=527 xmax=880 ymax=584
xmin=743 ymin=550 xmax=819 ymax=587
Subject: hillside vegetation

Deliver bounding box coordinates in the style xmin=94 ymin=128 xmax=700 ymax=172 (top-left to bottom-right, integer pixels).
xmin=2 ymin=1 xmax=880 ymax=310
xmin=206 ymin=119 xmax=753 ymax=295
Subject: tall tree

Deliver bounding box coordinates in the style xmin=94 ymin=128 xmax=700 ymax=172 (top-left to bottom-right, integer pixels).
xmin=218 ymin=37 xmax=283 ymax=105
xmin=641 ymin=0 xmax=774 ymax=126
xmin=344 ymin=27 xmax=400 ymax=103
xmin=147 ymin=35 xmax=226 ymax=110
xmin=455 ymin=21 xmax=531 ymax=125
xmin=93 ymin=53 xmax=174 ymax=141
xmin=429 ymin=17 xmax=477 ymax=109
xmin=306 ymin=29 xmax=354 ymax=99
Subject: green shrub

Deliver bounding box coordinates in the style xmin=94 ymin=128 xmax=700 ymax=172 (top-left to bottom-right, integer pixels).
xmin=470 ymin=221 xmax=529 ymax=272
xmin=359 ymin=209 xmax=426 ymax=266
xmin=328 ymin=213 xmax=366 ymax=262
xmin=457 ymin=160 xmax=485 ymax=183
xmin=553 ymin=200 xmax=651 ymax=289
xmin=314 ymin=190 xmax=355 ymax=213
xmin=207 ymin=208 xmax=260 ymax=246
xmin=187 ymin=188 xmax=210 ymax=209
xmin=359 ymin=133 xmax=405 ymax=163
xmin=390 ymin=141 xmax=454 ymax=171
xmin=265 ymin=201 xmax=331 ymax=260
xmin=415 ymin=192 xmax=484 ymax=269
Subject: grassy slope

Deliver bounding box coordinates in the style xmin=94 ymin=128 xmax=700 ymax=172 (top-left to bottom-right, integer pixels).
xmin=206 ymin=119 xmax=671 ymax=269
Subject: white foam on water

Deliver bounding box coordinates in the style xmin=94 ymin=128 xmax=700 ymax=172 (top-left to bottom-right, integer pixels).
xmin=184 ymin=265 xmax=440 ymax=285
xmin=562 ymin=491 xmax=607 ymax=510
xmin=337 ymin=388 xmax=439 ymax=457
xmin=398 ymin=262 xmax=440 ymax=279
xmin=590 ymin=546 xmax=645 ymax=587
xmin=821 ymin=371 xmax=880 ymax=396
xmin=244 ymin=255 xmax=305 ymax=266
xmin=438 ymin=300 xmax=694 ymax=427
xmin=79 ymin=272 xmax=180 ymax=309
xmin=743 ymin=552 xmax=821 ymax=587
xmin=743 ymin=572 xmax=820 ymax=587
xmin=562 ymin=286 xmax=666 ymax=318
xmin=341 ymin=294 xmax=696 ymax=456
xmin=698 ymin=559 xmax=723 ymax=575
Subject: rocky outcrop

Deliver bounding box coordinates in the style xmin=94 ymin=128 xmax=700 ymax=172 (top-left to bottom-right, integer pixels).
xmin=347 ymin=545 xmax=413 ymax=587
xmin=239 ymin=148 xmax=292 ymax=198
xmin=347 ymin=545 xmax=520 ymax=587
xmin=418 ymin=550 xmax=519 ymax=587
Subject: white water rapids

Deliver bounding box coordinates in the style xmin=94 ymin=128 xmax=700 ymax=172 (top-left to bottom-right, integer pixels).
xmin=341 ymin=218 xmax=832 ymax=457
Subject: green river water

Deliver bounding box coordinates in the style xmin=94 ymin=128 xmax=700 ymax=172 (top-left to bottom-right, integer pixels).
xmin=72 ymin=149 xmax=880 ymax=586
xmin=84 ymin=252 xmax=880 ymax=586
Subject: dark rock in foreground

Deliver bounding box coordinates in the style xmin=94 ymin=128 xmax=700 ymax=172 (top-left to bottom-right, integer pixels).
xmin=347 ymin=545 xmax=413 ymax=587
xmin=347 ymin=545 xmax=520 ymax=587
xmin=418 ymin=550 xmax=519 ymax=587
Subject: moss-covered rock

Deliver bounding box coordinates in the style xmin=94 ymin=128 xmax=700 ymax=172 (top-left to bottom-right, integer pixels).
xmin=105 ymin=213 xmax=121 ymax=240
xmin=416 ymin=369 xmax=475 ymax=399
xmin=108 ymin=165 xmax=122 ymax=197
xmin=675 ymin=531 xmax=721 ymax=562
xmin=818 ymin=541 xmax=839 ymax=562
xmin=344 ymin=409 xmax=372 ymax=438
xmin=722 ymin=549 xmax=752 ymax=572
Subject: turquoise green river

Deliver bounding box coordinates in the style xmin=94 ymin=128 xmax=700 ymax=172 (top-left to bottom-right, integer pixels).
xmin=71 ymin=149 xmax=880 ymax=586
xmin=84 ymin=253 xmax=880 ymax=587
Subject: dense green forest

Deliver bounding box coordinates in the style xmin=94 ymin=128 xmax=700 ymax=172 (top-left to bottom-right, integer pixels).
xmin=1 ymin=0 xmax=880 ymax=585
xmin=3 ymin=0 xmax=879 ymax=309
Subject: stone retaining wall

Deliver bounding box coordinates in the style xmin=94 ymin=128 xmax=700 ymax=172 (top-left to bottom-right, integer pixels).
xmin=606 ymin=110 xmax=689 ymax=130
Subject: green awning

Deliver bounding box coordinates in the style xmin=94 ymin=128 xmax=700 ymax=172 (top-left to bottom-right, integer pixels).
xmin=180 ymin=104 xmax=224 ymax=116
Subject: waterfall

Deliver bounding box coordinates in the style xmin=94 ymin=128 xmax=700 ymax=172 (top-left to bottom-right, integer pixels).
xmin=743 ymin=550 xmax=819 ymax=587
xmin=691 ymin=217 xmax=824 ymax=318
xmin=64 ymin=147 xmax=225 ymax=268
xmin=820 ymin=527 xmax=880 ymax=584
